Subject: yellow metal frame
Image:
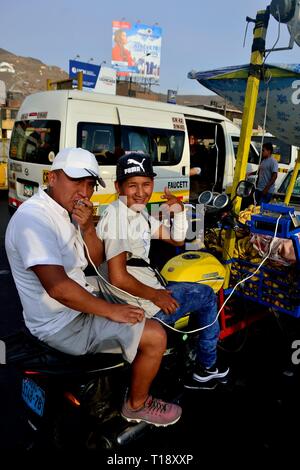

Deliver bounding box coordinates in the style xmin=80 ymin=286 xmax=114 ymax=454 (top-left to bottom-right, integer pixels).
xmin=223 ymin=9 xmax=270 ymax=288
xmin=46 ymin=71 xmax=83 ymax=91
xmin=284 ymin=150 xmax=300 ymax=204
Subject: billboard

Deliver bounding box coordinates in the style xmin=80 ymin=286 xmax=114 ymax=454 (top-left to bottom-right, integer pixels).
xmin=69 ymin=60 xmax=116 ymax=94
xmin=111 ymin=21 xmax=162 ymax=83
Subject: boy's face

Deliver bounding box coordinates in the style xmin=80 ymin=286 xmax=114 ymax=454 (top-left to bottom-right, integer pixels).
xmin=115 ymin=176 xmax=154 ymax=211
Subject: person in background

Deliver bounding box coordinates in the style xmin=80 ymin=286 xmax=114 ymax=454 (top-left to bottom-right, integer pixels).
xmin=189 ymin=134 xmax=202 ymax=177
xmin=248 ymin=142 xmax=278 ymax=204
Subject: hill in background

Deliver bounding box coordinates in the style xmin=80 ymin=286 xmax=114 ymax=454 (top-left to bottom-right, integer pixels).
xmin=0 ymin=48 xmax=228 ymax=111
xmin=0 ymin=48 xmax=68 ymax=97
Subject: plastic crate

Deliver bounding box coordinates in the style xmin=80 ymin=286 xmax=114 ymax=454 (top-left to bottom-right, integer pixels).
xmin=230 ymin=258 xmax=300 ymax=318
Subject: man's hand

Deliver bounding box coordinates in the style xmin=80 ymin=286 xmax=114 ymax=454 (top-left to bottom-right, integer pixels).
xmin=151 ymin=289 xmax=179 ymax=315
xmin=72 ymin=198 xmax=94 ymax=233
xmin=107 ymin=304 xmax=145 ymax=324
xmin=160 ymin=187 xmax=184 ymax=215
xmin=262 ymin=187 xmax=269 ymax=196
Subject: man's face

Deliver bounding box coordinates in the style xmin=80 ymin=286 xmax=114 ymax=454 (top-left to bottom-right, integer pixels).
xmin=262 ymin=147 xmax=271 ymax=159
xmin=48 ymin=170 xmax=96 ymax=213
xmin=115 ymin=176 xmax=154 ymax=211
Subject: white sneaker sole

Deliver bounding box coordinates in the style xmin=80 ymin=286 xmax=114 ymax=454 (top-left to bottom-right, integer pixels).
xmin=184 ymin=382 xmax=218 ymax=390
xmin=193 ymin=368 xmax=229 ymax=383
xmin=120 ymin=413 xmax=181 ymax=427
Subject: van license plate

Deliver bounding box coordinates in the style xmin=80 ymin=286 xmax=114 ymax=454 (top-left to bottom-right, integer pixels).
xmin=22 ymin=378 xmax=45 ymax=417
xmin=24 ymin=185 xmax=34 ymax=197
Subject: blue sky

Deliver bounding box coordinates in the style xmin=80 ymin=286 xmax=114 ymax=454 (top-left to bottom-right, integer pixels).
xmin=2 ymin=0 xmax=300 ymax=94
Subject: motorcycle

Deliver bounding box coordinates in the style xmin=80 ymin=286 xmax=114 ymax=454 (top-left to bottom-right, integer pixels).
xmin=2 ymin=181 xmax=253 ymax=450
xmin=3 ymin=313 xmax=195 ymax=450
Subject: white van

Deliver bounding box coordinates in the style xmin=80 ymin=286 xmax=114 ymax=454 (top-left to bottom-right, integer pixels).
xmin=250 ymin=134 xmax=299 ymax=191
xmin=8 ymin=89 xmax=259 ymax=215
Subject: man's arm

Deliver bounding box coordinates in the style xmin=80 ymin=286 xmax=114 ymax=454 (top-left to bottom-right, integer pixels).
xmin=31 ymin=264 xmax=144 ymax=324
xmin=107 ymin=252 xmax=179 ymax=314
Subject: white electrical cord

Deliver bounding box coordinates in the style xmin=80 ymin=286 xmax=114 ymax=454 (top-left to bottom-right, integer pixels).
xmin=162 ymin=214 xmax=282 ymax=334
xmin=78 ymin=214 xmax=282 ymax=335
xmin=77 ymin=227 xmax=146 ymax=308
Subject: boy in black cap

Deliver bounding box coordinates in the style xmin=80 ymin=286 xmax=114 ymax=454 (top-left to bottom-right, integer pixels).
xmin=96 ymin=153 xmax=229 ymax=424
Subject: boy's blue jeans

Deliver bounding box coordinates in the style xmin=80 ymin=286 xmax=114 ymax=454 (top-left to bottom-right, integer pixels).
xmin=154 ymin=282 xmax=220 ymax=368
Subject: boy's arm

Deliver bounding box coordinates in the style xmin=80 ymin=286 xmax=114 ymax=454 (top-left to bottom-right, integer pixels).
xmin=108 ymin=252 xmax=179 ymax=314
xmin=152 ymin=187 xmax=188 ymax=246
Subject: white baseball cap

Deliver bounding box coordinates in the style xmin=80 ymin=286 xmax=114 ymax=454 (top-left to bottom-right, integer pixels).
xmin=51 ymin=147 xmax=106 ymax=188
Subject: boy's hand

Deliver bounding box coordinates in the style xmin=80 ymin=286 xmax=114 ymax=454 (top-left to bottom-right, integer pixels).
xmin=151 ymin=289 xmax=179 ymax=314
xmin=160 ymin=187 xmax=184 ymax=215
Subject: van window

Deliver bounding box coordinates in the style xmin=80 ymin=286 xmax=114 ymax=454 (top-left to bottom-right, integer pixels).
xmin=77 ymin=122 xmax=120 ymax=164
xmin=77 ymin=122 xmax=185 ymax=166
xmin=231 ymin=136 xmax=259 ymax=164
xmin=251 ymin=136 xmax=291 ymax=165
xmin=10 ymin=120 xmax=60 ymax=164
xmin=121 ymin=126 xmax=184 ymax=166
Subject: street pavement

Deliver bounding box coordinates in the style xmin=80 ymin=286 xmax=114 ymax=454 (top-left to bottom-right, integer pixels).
xmin=0 ymin=190 xmax=300 ymax=460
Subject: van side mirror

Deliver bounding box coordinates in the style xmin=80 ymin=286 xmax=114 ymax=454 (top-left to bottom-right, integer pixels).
xmin=236 ymin=180 xmax=255 ymax=198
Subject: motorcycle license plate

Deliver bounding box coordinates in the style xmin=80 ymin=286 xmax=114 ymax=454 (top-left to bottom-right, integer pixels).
xmin=23 ymin=185 xmax=34 ymax=197
xmin=22 ymin=378 xmax=45 ymax=417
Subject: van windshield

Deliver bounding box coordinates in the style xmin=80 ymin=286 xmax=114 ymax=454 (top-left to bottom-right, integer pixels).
xmin=278 ymin=170 xmax=300 ymax=195
xmin=10 ymin=120 xmax=61 ymax=164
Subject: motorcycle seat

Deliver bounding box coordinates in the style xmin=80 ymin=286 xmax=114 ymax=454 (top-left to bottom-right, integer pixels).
xmin=3 ymin=326 xmax=125 ymax=375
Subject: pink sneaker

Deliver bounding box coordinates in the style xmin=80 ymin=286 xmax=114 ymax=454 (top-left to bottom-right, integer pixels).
xmin=121 ymin=395 xmax=182 ymax=427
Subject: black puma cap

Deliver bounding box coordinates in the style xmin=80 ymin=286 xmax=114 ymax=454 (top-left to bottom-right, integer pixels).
xmin=116 ymin=152 xmax=157 ymax=182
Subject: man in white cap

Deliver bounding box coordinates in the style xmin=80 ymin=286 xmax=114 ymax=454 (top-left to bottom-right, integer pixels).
xmin=5 ymin=147 xmax=182 ymax=428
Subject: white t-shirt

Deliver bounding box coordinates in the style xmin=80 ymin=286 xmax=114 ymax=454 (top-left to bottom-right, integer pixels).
xmin=96 ymin=198 xmax=164 ymax=318
xmin=5 ymin=188 xmax=94 ymax=340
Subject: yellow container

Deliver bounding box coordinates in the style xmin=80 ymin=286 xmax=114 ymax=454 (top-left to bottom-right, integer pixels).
xmin=161 ymin=251 xmax=225 ymax=293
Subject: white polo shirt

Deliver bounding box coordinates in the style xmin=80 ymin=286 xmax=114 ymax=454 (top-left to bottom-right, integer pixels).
xmin=5 ymin=188 xmax=94 ymax=340
xmin=96 ymin=198 xmax=188 ymax=318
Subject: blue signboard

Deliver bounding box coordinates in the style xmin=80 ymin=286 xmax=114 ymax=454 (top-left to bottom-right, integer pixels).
xmin=69 ymin=60 xmax=100 ymax=88
xmin=167 ymin=89 xmax=177 ymax=104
